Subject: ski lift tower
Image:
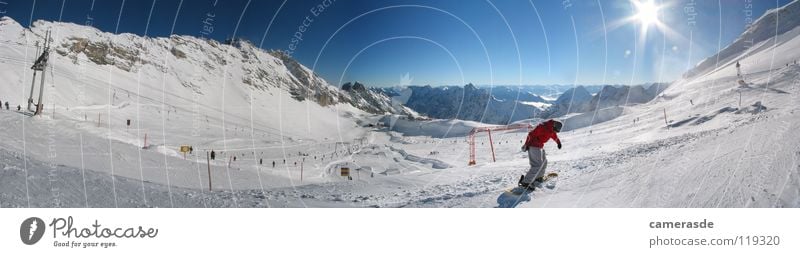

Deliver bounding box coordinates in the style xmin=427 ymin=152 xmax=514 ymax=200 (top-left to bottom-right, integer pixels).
xmin=28 ymin=30 xmax=52 ymax=115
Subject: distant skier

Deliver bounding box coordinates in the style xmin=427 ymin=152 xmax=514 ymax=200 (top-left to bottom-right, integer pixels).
xmin=5 ymin=102 xmax=9 ymax=110
xmin=272 ymin=161 xmax=275 ymax=168
xmin=519 ymin=119 xmax=562 ymax=188
xmin=736 ymin=61 xmax=742 ymax=78
xmin=210 ymin=150 xmax=216 ymax=160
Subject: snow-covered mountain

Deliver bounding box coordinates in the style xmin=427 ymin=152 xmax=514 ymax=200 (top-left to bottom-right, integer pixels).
xmin=340 ymin=81 xmax=418 ymax=116
xmin=585 ymin=83 xmax=669 ymax=110
xmin=45 ymin=20 xmax=346 ymax=106
xmin=0 ymin=16 xmax=411 ymax=118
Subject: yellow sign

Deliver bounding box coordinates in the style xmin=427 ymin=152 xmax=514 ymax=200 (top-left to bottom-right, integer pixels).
xmin=180 ymin=145 xmax=191 ymax=153
xmin=340 ymin=167 xmax=350 ymax=177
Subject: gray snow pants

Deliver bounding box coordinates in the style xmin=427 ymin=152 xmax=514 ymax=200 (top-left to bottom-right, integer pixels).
xmin=522 ymin=147 xmax=547 ymax=184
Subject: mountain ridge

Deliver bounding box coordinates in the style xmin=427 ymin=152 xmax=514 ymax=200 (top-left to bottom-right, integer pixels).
xmin=0 ymin=16 xmax=404 ymax=116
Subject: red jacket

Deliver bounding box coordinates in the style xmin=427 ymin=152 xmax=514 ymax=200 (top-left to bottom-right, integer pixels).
xmin=524 ymin=120 xmax=561 ymax=149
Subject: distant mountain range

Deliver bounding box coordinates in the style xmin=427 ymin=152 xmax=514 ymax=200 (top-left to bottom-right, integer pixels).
xmin=540 ymin=83 xmax=669 ymax=118
xmin=367 ymin=83 xmax=668 ymax=124
xmin=475 ymin=85 xmax=603 ymax=100
xmin=372 ymin=84 xmax=546 ymax=124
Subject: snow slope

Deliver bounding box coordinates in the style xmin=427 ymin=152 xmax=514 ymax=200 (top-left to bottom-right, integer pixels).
xmin=685 ymin=0 xmax=800 ymax=79
xmin=0 ymin=17 xmax=378 ymax=207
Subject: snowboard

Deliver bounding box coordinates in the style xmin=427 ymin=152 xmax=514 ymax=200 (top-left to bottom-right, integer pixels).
xmin=496 ymin=172 xmax=558 ymax=208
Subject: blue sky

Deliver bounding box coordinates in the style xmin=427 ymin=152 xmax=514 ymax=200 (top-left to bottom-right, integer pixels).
xmin=1 ymin=0 xmax=792 ymax=87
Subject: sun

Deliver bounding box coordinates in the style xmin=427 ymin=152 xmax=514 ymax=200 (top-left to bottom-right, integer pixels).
xmin=633 ymin=0 xmax=661 ymax=27
xmin=613 ymin=0 xmax=682 ymax=50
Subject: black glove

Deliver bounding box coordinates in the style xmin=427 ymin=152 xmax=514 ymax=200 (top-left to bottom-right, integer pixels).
xmin=521 ymin=145 xmax=528 ymax=151
xmin=557 ymin=143 xmax=562 ymax=149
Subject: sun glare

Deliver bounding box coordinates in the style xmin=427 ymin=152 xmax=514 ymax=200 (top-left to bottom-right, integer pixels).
xmin=634 ymin=0 xmax=660 ymax=27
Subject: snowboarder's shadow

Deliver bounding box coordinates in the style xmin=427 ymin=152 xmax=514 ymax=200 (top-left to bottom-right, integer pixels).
xmin=496 ymin=188 xmax=533 ymax=208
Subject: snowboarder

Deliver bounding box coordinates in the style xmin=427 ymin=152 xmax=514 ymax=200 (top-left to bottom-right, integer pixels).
xmin=519 ymin=119 xmax=562 ymax=189
xmin=16 ymin=105 xmax=20 ymax=111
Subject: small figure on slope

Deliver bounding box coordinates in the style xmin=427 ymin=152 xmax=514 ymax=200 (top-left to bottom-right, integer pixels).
xmin=736 ymin=61 xmax=741 ymax=78
xmin=736 ymin=61 xmax=749 ymax=86
xmin=519 ymin=119 xmax=562 ymax=190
